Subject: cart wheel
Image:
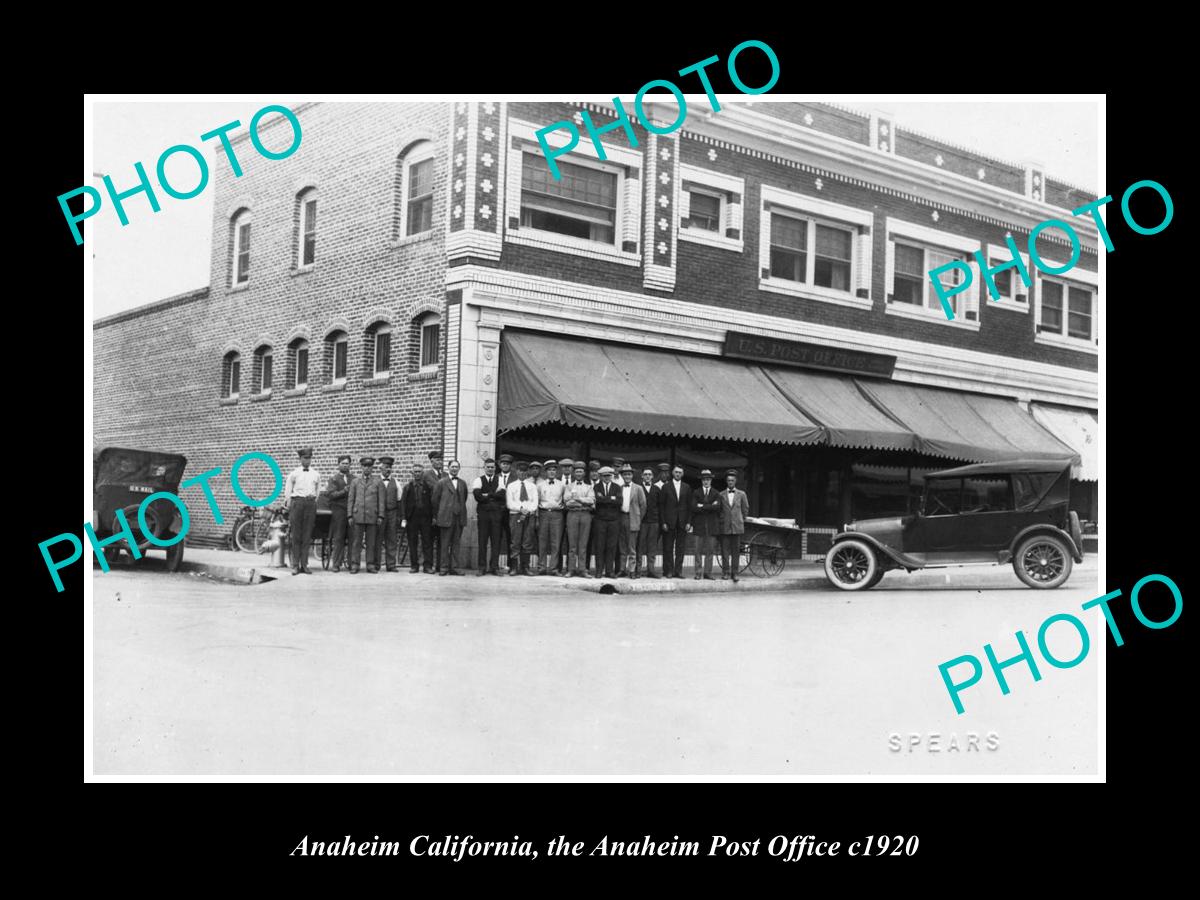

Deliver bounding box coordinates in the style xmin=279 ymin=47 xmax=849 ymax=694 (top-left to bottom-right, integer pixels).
xmin=749 ymin=533 xmax=786 ymax=577
xmin=321 ymin=537 xmax=331 ymax=570
xmin=165 ymin=540 xmax=185 ymax=573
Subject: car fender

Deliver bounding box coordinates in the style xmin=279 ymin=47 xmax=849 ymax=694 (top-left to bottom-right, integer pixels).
xmin=830 ymin=531 xmax=922 ymax=571
xmin=1007 ymin=524 xmax=1083 ymax=564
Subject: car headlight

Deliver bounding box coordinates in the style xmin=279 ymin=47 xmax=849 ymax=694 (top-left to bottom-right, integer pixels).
xmin=844 ymin=522 xmax=856 ymax=532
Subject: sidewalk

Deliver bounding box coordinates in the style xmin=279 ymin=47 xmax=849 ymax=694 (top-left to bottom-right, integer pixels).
xmin=174 ymin=546 xmax=1100 ymax=594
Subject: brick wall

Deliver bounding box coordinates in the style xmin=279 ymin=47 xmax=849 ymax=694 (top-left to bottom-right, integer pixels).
xmin=94 ymin=102 xmax=453 ymax=544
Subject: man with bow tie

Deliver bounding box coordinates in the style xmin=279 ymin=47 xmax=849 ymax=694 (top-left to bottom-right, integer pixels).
xmin=719 ymin=469 xmax=751 ymax=583
xmin=535 ymin=459 xmax=566 ymax=576
xmin=592 ymin=465 xmax=622 ymax=579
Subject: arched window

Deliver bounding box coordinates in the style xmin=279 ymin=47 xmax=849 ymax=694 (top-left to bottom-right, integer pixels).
xmin=324 ymin=329 xmax=348 ymax=385
xmin=288 ymin=337 xmax=310 ymax=390
xmin=297 ymin=188 xmax=318 ymax=267
xmin=367 ymin=322 xmax=392 ymax=377
xmin=222 ymin=351 xmax=241 ymax=398
xmin=416 ymin=312 xmax=441 ymax=371
xmin=399 ymin=142 xmax=435 ymax=237
xmin=231 ymin=210 xmax=251 ymax=285
xmin=253 ymin=345 xmax=274 ymax=394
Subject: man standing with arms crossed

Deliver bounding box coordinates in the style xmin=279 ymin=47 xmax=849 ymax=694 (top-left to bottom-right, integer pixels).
xmin=563 ymin=462 xmax=595 ymax=577
xmin=325 ymin=454 xmax=352 ymax=573
xmin=636 ymin=466 xmax=661 ymax=578
xmin=471 ymin=457 xmax=506 ymax=576
xmin=536 ymin=459 xmax=566 ymax=576
xmin=592 ymin=466 xmax=621 ymax=579
xmin=691 ymin=469 xmax=722 ymax=580
xmin=284 ymin=447 xmax=320 ymax=576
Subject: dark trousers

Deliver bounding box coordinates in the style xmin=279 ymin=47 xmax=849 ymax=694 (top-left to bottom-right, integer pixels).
xmin=720 ymin=533 xmax=742 ymax=576
xmin=350 ymin=521 xmax=379 ymax=571
xmin=592 ymin=516 xmax=620 ymax=577
xmin=406 ymin=512 xmax=433 ymax=570
xmin=378 ymin=509 xmax=399 ymax=570
xmin=499 ymin=515 xmax=511 ymax=569
xmin=509 ymin=513 xmax=537 ymax=570
xmin=477 ymin=510 xmax=503 ymax=572
xmin=289 ymin=496 xmax=316 ymax=571
xmin=439 ymin=522 xmax=463 ymax=573
xmin=662 ymin=525 xmax=686 ymax=576
xmin=329 ymin=506 xmax=349 ymax=569
xmin=695 ymin=533 xmax=718 ymax=576
xmin=617 ymin=512 xmax=632 ymax=573
xmin=565 ymin=510 xmax=592 ymax=574
xmin=637 ymin=522 xmax=659 ymax=572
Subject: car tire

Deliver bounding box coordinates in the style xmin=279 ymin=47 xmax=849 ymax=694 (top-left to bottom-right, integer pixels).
xmin=864 ymin=568 xmax=885 ymax=589
xmin=1069 ymin=511 xmax=1084 ymax=558
xmin=1013 ymin=534 xmax=1073 ymax=589
xmin=165 ymin=540 xmax=185 ymax=573
xmin=824 ymin=539 xmax=878 ymax=591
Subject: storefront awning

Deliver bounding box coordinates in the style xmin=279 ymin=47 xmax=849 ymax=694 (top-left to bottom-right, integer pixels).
xmin=1029 ymin=404 xmax=1099 ymax=481
xmin=855 ymin=380 xmax=1080 ymax=464
xmin=498 ymin=332 xmax=824 ymax=445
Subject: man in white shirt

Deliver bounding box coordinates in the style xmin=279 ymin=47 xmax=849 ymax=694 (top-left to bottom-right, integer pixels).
xmin=497 ymin=453 xmax=514 ymax=571
xmin=283 ymin=447 xmax=321 ymax=575
xmin=535 ymin=459 xmax=566 ymax=576
xmin=617 ymin=464 xmax=646 ymax=578
xmin=505 ymin=460 xmax=539 ymax=576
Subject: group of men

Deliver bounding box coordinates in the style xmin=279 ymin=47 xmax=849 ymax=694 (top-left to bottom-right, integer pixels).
xmin=283 ymin=449 xmax=751 ymax=580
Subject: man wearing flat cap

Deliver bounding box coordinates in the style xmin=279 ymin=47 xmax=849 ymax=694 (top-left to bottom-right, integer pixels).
xmin=552 ymin=458 xmax=575 ymax=574
xmin=592 ymin=465 xmax=621 ymax=578
xmin=618 ymin=464 xmax=645 ymax=578
xmin=506 ymin=460 xmax=539 ymax=575
xmin=496 ymin=453 xmax=514 ymax=571
xmin=691 ymin=469 xmax=722 ymax=580
xmin=325 ymin=454 xmax=353 ymax=573
xmin=719 ymin=469 xmax=750 ymax=582
xmin=563 ymin=462 xmax=595 ymax=577
xmin=585 ymin=460 xmax=602 ymax=572
xmin=348 ymin=456 xmax=385 ymax=574
xmin=284 ymin=447 xmax=320 ymax=575
xmin=423 ymin=450 xmax=446 ymax=569
xmin=401 ymin=460 xmax=434 ymax=573
xmin=535 ymin=459 xmax=566 ymax=575
xmin=376 ymin=456 xmax=400 ymax=572
xmin=636 ymin=466 xmax=662 ymax=578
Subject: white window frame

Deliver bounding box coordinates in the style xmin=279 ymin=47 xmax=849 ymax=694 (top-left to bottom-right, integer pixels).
xmin=678 ymin=164 xmax=744 ymax=252
xmin=1034 ymin=263 xmax=1098 ymax=353
xmin=984 ymin=242 xmax=1031 ymax=313
xmin=884 ymin=217 xmax=981 ymax=330
xmin=373 ymin=325 xmax=392 ymax=378
xmin=226 ymin=354 xmax=241 ymax=399
xmin=331 ymin=333 xmax=348 ymax=384
xmin=298 ymin=189 xmax=317 ymax=268
xmin=759 ymin=185 xmax=872 ymax=309
xmin=419 ymin=314 xmax=441 ymax=372
xmin=259 ymin=348 xmax=273 ymax=394
xmin=402 ymin=144 xmax=436 ymax=237
xmin=231 ymin=211 xmax=251 ymax=287
xmin=506 ymin=119 xmax=642 ymax=267
xmin=293 ymin=340 xmax=309 ymax=389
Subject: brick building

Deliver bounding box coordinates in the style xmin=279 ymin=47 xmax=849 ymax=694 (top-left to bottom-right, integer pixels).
xmin=93 ymin=100 xmax=1100 ymax=557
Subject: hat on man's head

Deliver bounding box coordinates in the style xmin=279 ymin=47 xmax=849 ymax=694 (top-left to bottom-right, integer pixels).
xmin=378 ymin=456 xmax=395 ymax=466
xmin=411 ymin=460 xmax=425 ymax=469
xmin=515 ymin=459 xmax=529 ymax=471
xmin=529 ymin=461 xmax=542 ymax=471
xmin=726 ymin=468 xmax=739 ymax=477
xmin=620 ymin=464 xmax=634 ymax=473
xmin=360 ymin=457 xmax=375 ymax=467
xmin=700 ymin=469 xmax=713 ymax=478
xmin=428 ymin=450 xmax=444 ymax=461
xmin=572 ymin=463 xmax=586 ymax=472
xmin=558 ymin=457 xmax=574 ymax=470
xmin=337 ymin=454 xmax=351 ymax=463
xmin=298 ymin=447 xmax=313 ymax=458
xmin=612 ymin=457 xmax=626 ymax=467
xmin=544 ymin=459 xmax=559 ymax=469
xmin=598 ymin=466 xmax=615 ymax=476
xmin=588 ymin=460 xmax=601 ymax=471
xmin=656 ymin=462 xmax=671 ymax=472
xmin=498 ymin=453 xmax=513 ymax=463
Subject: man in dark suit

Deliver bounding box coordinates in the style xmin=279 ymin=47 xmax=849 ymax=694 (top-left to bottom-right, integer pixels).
xmin=401 ymin=460 xmax=433 ymax=573
xmin=637 ymin=464 xmax=666 ymax=578
xmin=376 ymin=455 xmax=401 ymax=572
xmin=690 ymin=469 xmax=722 ymax=580
xmin=423 ymin=450 xmax=446 ymax=571
xmin=591 ymin=466 xmax=621 ymax=578
xmin=348 ymin=457 xmax=385 ymax=574
xmin=719 ymin=469 xmax=751 ymax=583
xmin=326 ymin=455 xmax=352 ymax=573
xmin=471 ymin=457 xmax=506 ymax=575
xmin=432 ymin=459 xmax=468 ymax=576
xmin=658 ymin=464 xmax=692 ymax=578
xmin=495 ymin=453 xmax=514 ymax=571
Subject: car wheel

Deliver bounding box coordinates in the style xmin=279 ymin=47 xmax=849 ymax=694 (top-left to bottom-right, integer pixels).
xmin=1013 ymin=535 xmax=1073 ymax=589
xmin=1069 ymin=511 xmax=1084 ymax=558
xmin=165 ymin=540 xmax=185 ymax=573
xmin=824 ymin=539 xmax=878 ymax=591
xmin=864 ymin=568 xmax=885 ymax=589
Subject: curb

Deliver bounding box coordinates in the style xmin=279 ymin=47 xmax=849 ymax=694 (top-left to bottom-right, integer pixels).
xmin=182 ymin=561 xmax=268 ymax=585
xmin=578 ymin=575 xmax=829 ymax=595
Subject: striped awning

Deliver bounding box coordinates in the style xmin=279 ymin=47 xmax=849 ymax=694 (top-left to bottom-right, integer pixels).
xmin=1029 ymin=404 xmax=1099 ymax=481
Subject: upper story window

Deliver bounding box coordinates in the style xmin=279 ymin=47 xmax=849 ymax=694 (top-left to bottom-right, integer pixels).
xmin=222 ymin=351 xmax=241 ymax=399
xmin=984 ymin=243 xmax=1031 ymax=312
xmin=679 ymin=165 xmax=744 ymax=253
xmin=505 ymin=118 xmax=642 ymax=266
xmin=1031 ymin=251 xmax=1098 ymax=353
xmin=369 ymin=322 xmax=392 ymax=377
xmin=231 ymin=210 xmax=251 ymax=286
xmin=687 ymin=191 xmax=720 ymax=231
xmin=325 ymin=329 xmax=348 ymax=385
xmin=405 ymin=144 xmax=435 ymax=236
xmin=520 ymin=153 xmax=617 ymax=244
xmin=252 ymin=345 xmax=273 ymax=394
xmin=418 ymin=313 xmax=441 ymax=371
xmin=288 ymin=338 xmax=310 ymax=390
xmin=884 ymin=217 xmax=981 ymax=329
xmin=298 ymin=188 xmax=317 ymax=267
xmin=759 ymin=186 xmax=872 ymax=309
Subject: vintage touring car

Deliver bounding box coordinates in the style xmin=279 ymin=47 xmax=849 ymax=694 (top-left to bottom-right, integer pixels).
xmin=92 ymin=446 xmax=189 ymax=571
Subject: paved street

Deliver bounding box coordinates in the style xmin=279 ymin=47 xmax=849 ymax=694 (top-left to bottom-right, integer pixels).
xmin=91 ymin=557 xmax=1101 ymax=778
